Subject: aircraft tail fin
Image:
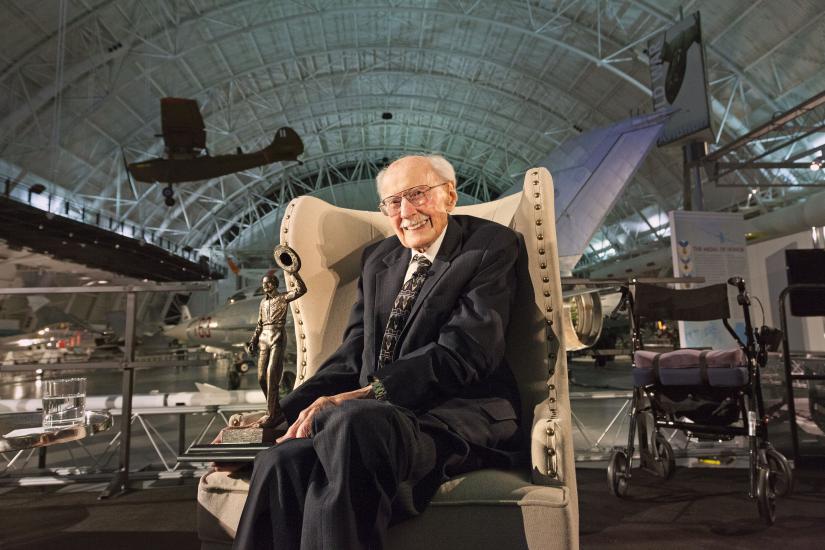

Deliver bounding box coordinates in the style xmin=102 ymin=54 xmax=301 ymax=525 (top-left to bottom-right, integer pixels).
xmin=180 ymin=305 xmax=192 ymax=322
xmin=195 ymin=382 xmax=228 ymax=394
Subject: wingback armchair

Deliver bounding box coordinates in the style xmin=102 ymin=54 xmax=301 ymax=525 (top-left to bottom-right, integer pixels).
xmin=197 ymin=167 xmax=579 ymax=550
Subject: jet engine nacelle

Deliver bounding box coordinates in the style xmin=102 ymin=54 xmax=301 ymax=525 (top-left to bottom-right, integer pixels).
xmin=562 ymin=287 xmax=604 ymax=352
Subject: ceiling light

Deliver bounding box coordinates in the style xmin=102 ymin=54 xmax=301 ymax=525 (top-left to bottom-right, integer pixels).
xmin=811 ymin=158 xmax=822 ymax=171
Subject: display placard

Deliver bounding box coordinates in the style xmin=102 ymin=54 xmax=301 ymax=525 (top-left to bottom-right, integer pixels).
xmin=669 ymin=211 xmax=747 ymax=349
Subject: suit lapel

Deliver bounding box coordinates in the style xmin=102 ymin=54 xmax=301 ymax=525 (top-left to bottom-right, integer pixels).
xmin=373 ymin=245 xmax=409 ymax=362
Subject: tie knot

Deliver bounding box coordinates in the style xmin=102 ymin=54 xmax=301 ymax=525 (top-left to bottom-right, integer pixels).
xmin=411 ymin=254 xmax=431 ymax=275
xmin=412 ymin=254 xmax=430 ymax=265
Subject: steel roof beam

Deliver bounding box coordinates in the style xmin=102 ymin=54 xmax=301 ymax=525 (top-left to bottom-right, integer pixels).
xmin=706 ymin=89 xmax=825 ymax=161
xmin=0 ymin=2 xmax=653 ymax=144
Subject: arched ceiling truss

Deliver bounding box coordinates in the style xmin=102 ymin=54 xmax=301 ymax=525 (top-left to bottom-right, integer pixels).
xmin=1 ymin=0 xmax=823 ymax=271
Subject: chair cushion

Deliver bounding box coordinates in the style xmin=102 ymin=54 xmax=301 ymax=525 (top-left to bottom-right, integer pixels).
xmin=430 ymin=469 xmax=567 ymax=506
xmin=198 ymin=469 xmax=252 ymax=544
xmin=387 ymin=470 xmax=572 ymax=550
xmin=633 ymin=348 xmax=748 ymax=387
xmin=197 ymin=468 xmax=569 ymax=547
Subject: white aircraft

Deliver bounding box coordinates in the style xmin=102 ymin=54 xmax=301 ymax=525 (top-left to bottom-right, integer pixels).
xmin=163 ymin=288 xmax=297 ymax=390
xmin=0 ymin=322 xmax=122 ymax=366
xmin=506 ymin=110 xmax=671 ymax=351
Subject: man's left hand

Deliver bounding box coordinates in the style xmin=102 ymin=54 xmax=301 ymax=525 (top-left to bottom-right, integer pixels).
xmin=276 ymin=386 xmax=373 ymax=443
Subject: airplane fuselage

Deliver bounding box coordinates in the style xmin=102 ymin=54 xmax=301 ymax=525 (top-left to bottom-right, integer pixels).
xmin=129 ymin=149 xmax=286 ymax=183
xmin=128 ymin=127 xmax=303 ymax=183
xmin=0 ymin=325 xmax=98 ymax=365
xmin=164 ymin=298 xmax=260 ymax=350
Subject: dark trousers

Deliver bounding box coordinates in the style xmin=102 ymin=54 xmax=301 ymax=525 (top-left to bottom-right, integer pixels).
xmin=233 ymin=400 xmax=461 ymax=550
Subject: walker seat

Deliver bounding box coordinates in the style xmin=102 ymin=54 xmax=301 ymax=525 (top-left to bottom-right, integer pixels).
xmin=632 ymin=348 xmax=748 ymax=387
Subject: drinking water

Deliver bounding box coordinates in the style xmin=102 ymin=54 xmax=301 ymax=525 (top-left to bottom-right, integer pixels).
xmin=42 ymin=393 xmax=86 ymax=428
xmin=42 ymin=378 xmax=87 ymax=428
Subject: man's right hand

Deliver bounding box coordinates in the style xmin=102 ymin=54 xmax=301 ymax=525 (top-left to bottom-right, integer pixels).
xmin=277 ymin=396 xmax=336 ymax=443
xmin=247 ymin=339 xmax=258 ymax=354
xmin=276 ymin=386 xmax=374 ymax=444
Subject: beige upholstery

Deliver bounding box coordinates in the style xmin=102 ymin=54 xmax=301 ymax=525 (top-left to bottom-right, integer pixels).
xmin=197 ymin=167 xmax=579 ymax=549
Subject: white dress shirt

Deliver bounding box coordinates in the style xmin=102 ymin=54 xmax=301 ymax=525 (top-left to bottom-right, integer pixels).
xmin=402 ymin=224 xmax=447 ymax=283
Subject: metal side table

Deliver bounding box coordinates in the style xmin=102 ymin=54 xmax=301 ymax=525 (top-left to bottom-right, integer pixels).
xmin=0 ymin=411 xmax=112 ymax=470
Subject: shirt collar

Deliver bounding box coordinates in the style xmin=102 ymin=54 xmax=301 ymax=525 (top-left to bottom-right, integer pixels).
xmin=409 ymin=222 xmax=447 ymax=265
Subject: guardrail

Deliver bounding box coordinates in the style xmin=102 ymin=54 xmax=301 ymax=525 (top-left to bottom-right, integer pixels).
xmin=0 ymin=283 xmax=213 ymax=497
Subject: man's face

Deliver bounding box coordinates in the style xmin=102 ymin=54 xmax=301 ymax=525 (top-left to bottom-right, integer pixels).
xmin=261 ymin=277 xmax=276 ymax=295
xmin=379 ymin=158 xmax=457 ymax=251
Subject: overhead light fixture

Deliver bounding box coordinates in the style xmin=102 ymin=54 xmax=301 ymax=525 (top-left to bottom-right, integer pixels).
xmin=811 ymin=158 xmax=823 ymax=171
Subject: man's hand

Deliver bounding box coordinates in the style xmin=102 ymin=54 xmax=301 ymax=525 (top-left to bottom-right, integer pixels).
xmin=276 ymin=386 xmax=374 ymax=444
xmin=247 ymin=338 xmax=259 ymax=355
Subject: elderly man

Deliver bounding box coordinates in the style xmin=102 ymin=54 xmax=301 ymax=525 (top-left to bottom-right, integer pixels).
xmin=234 ymin=155 xmax=522 ymax=550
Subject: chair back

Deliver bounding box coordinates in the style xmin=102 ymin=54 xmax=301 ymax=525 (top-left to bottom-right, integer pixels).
xmin=279 ymin=168 xmax=569 ymax=464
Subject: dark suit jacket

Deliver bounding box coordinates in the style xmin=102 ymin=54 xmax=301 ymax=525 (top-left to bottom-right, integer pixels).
xmin=281 ymin=214 xmax=521 ymax=462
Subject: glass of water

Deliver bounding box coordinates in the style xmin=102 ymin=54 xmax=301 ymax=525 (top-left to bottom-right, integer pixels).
xmin=42 ymin=378 xmax=87 ymax=429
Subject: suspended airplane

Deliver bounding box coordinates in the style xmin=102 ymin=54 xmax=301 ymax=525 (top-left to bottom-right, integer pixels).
xmin=127 ymin=97 xmax=304 ymax=205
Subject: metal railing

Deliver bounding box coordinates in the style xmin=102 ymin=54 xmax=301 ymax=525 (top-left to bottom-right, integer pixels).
xmin=2 ymin=179 xmax=226 ymax=276
xmin=779 ymin=283 xmax=825 ymax=464
xmin=0 ymin=282 xmax=213 ymax=496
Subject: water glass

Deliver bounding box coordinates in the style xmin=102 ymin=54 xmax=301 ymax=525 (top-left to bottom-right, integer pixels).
xmin=42 ymin=378 xmax=87 ymax=428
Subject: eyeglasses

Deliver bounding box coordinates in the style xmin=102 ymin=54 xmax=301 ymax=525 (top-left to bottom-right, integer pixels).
xmin=378 ymin=182 xmax=450 ymax=216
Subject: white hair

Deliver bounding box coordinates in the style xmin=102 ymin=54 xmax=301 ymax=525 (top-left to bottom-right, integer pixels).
xmin=376 ymin=154 xmax=456 ymax=196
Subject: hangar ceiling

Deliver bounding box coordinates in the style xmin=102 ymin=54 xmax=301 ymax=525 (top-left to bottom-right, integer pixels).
xmin=1 ymin=0 xmax=824 ymax=274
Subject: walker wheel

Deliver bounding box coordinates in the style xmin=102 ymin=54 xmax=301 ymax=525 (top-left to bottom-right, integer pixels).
xmin=607 ymin=450 xmax=630 ymax=498
xmin=765 ymin=447 xmax=793 ymax=497
xmin=654 ymin=433 xmax=676 ymax=480
xmin=756 ymin=466 xmax=776 ymax=525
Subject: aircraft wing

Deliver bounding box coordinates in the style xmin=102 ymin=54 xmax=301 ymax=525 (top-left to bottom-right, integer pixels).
xmin=161 ymin=97 xmax=206 ymax=155
xmin=500 ymin=111 xmax=670 ymax=274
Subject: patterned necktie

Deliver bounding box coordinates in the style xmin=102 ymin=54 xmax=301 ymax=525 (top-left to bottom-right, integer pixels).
xmin=378 ymin=254 xmax=432 ymax=369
